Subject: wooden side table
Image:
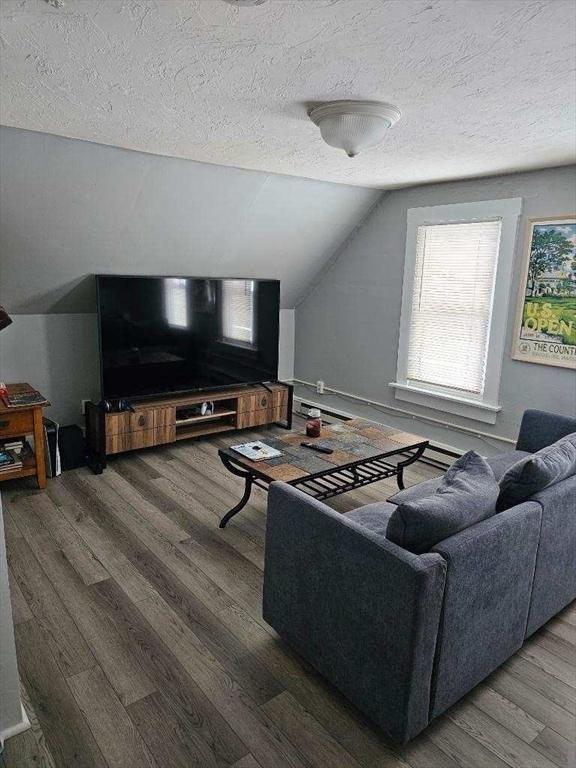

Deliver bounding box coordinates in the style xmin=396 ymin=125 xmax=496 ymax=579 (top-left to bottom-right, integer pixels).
xmin=0 ymin=383 xmax=49 ymax=489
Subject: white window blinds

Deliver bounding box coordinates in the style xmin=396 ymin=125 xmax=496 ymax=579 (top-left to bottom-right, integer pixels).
xmin=222 ymin=279 xmax=255 ymax=345
xmin=164 ymin=278 xmax=188 ymax=328
xmin=406 ymin=220 xmax=502 ymax=395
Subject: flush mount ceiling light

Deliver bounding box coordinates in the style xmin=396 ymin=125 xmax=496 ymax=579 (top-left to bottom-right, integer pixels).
xmin=308 ymin=100 xmax=401 ymax=158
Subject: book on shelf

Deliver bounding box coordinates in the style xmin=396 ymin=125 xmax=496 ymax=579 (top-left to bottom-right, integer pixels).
xmin=2 ymin=438 xmax=24 ymax=454
xmin=0 ymin=449 xmax=14 ymax=466
xmin=0 ymin=448 xmax=23 ymax=472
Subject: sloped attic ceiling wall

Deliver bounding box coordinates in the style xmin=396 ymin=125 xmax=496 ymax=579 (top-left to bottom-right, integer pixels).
xmin=0 ymin=127 xmax=381 ymax=313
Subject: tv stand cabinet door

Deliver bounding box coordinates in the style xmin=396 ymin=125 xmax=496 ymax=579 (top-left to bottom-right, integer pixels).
xmin=106 ymin=430 xmax=153 ymax=454
xmin=238 ymin=392 xmax=270 ymax=413
xmin=107 ymin=410 xmax=154 ymax=434
xmin=236 ymin=387 xmax=288 ymax=429
xmin=105 ymin=426 xmax=174 ymax=454
xmin=154 ymin=408 xmax=176 ymax=442
xmin=104 ymin=406 xmax=175 ymax=454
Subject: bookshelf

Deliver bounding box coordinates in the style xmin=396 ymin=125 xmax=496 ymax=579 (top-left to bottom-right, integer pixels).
xmin=0 ymin=384 xmax=49 ymax=489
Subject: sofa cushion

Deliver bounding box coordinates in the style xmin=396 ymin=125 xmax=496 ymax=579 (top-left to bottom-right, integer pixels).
xmin=387 ymin=476 xmax=443 ymax=505
xmin=486 ymin=450 xmax=532 ymax=481
xmin=387 ymin=450 xmax=531 ymax=507
xmin=386 ymin=451 xmax=499 ymax=554
xmin=525 ymin=474 xmax=576 ymax=636
xmin=345 ymin=502 xmax=397 ymax=536
xmin=497 ymin=432 xmax=576 ymax=512
xmin=430 ymin=501 xmax=542 ymax=717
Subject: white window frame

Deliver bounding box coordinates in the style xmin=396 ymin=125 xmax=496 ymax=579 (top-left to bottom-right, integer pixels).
xmin=390 ymin=197 xmax=523 ymax=424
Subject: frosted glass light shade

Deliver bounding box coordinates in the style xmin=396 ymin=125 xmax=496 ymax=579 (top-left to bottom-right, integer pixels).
xmin=308 ymin=101 xmax=401 ymax=157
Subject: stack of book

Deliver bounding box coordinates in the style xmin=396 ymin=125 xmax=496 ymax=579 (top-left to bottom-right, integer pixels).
xmin=1 ymin=388 xmax=48 ymax=408
xmin=0 ymin=441 xmax=24 ymax=474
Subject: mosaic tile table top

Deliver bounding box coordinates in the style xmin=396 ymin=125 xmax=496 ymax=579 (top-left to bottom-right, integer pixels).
xmin=220 ymin=419 xmax=428 ymax=483
xmin=217 ymin=418 xmax=428 ymax=527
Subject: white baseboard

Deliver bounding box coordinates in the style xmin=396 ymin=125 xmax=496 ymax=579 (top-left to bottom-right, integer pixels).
xmin=0 ymin=705 xmax=31 ymax=748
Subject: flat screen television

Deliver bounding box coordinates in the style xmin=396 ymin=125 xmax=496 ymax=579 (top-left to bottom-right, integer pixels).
xmin=96 ymin=275 xmax=280 ymax=400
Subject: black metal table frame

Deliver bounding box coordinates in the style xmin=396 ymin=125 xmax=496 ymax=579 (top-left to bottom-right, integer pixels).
xmin=218 ymin=441 xmax=427 ymax=528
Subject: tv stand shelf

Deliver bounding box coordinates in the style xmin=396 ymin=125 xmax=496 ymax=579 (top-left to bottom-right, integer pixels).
xmin=85 ymin=383 xmax=293 ymax=474
xmin=176 ymin=409 xmax=237 ymax=427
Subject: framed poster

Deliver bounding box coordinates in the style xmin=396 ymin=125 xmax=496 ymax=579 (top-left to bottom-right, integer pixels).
xmin=512 ymin=216 xmax=576 ymax=369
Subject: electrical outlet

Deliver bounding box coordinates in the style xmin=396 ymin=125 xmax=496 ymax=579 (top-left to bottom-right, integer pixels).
xmin=316 ymin=380 xmax=325 ymax=395
xmin=81 ymin=399 xmax=90 ymax=414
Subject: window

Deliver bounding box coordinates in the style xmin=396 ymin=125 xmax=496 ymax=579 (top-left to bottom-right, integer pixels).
xmin=407 ymin=220 xmax=501 ymax=394
xmin=392 ymin=198 xmax=522 ymax=423
xmin=164 ymin=278 xmax=188 ymax=328
xmin=221 ymin=279 xmax=255 ymax=346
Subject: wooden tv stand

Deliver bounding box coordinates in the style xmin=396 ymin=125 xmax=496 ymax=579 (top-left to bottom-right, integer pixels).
xmin=85 ymin=382 xmax=293 ymax=474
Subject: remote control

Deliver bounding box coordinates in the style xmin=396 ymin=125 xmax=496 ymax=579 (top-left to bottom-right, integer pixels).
xmin=300 ymin=442 xmax=334 ymax=455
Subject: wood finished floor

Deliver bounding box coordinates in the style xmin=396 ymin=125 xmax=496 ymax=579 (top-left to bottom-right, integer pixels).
xmin=1 ymin=420 xmax=575 ymax=768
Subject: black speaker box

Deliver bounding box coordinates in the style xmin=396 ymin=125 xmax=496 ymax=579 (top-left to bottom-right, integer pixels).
xmin=58 ymin=425 xmax=87 ymax=471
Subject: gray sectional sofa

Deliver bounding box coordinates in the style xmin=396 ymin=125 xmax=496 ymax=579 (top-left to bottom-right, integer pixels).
xmin=262 ymin=409 xmax=576 ymax=743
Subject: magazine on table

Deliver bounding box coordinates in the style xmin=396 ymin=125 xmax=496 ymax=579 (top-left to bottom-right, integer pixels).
xmin=230 ymin=441 xmax=283 ymax=462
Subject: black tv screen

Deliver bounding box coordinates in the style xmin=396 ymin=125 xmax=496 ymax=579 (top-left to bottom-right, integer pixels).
xmin=96 ymin=275 xmax=280 ymax=400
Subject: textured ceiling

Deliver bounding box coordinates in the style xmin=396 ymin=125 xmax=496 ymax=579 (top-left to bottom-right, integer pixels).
xmin=0 ymin=0 xmax=575 ymax=188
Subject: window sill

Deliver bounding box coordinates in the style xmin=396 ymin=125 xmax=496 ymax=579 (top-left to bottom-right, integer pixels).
xmin=389 ymin=382 xmax=501 ymax=424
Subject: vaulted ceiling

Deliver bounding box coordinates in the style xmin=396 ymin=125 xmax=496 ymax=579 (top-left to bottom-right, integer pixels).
xmin=0 ymin=126 xmax=380 ymax=312
xmin=1 ymin=0 xmax=574 ymax=188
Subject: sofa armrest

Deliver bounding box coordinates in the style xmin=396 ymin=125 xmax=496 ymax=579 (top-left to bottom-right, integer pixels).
xmin=527 ymin=474 xmax=576 ymax=635
xmin=516 ymin=409 xmax=576 ymax=453
xmin=430 ymin=501 xmax=542 ymax=717
xmin=263 ymin=482 xmax=446 ymax=744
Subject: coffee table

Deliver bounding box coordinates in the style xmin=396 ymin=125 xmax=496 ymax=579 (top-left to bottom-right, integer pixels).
xmin=218 ymin=418 xmax=428 ymax=528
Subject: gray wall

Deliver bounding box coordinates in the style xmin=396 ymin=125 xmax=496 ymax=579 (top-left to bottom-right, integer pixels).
xmin=0 ymin=127 xmax=379 ymax=424
xmin=0 ymin=127 xmax=379 ymax=313
xmin=295 ymin=166 xmax=576 ymax=453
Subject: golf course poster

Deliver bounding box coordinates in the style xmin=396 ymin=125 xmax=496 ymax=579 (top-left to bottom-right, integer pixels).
xmin=512 ymin=217 xmax=576 ymax=369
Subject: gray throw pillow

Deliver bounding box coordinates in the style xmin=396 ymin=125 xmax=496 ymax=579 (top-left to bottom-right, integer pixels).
xmin=387 ymin=476 xmax=443 ymax=505
xmin=497 ymin=432 xmax=576 ymax=512
xmin=387 ymin=451 xmax=499 ymax=554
